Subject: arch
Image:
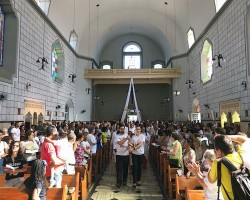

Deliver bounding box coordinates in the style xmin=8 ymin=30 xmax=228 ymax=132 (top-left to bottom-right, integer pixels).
xmin=33 ymin=112 xmax=38 ymax=125
xmin=25 ymin=112 xmax=32 ymax=130
xmin=201 ymin=40 xmax=213 ymax=84
xmin=192 ymin=98 xmax=200 ymax=113
xmin=232 ymin=111 xmax=240 ymax=123
xmin=65 ymin=98 xmax=74 ymax=122
xmin=100 ymin=61 xmax=113 ymax=69
xmin=221 ymin=112 xmax=227 ymax=128
xmin=122 ymin=41 xmax=142 ymax=69
xmin=38 ymin=113 xmax=44 ymax=123
xmin=51 ymin=39 xmax=65 ymax=84
xmin=151 ymin=60 xmax=165 ymax=69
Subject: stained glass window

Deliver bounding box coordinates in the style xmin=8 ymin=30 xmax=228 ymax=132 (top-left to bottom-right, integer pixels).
xmin=52 ymin=47 xmax=58 ymax=81
xmin=0 ymin=6 xmax=5 ymax=66
xmin=201 ymin=40 xmax=213 ymax=83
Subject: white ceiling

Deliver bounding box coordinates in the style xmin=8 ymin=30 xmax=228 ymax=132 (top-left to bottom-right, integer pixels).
xmin=48 ymin=0 xmax=217 ymax=61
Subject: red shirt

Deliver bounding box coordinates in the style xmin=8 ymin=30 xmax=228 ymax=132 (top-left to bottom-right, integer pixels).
xmin=41 ymin=141 xmax=56 ymax=177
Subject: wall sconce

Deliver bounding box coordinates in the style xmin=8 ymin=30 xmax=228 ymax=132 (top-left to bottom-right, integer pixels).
xmin=56 ymin=105 xmax=61 ymax=109
xmin=178 ymin=109 xmax=183 ymax=113
xmin=69 ymin=74 xmax=77 ymax=83
xmin=0 ymin=94 xmax=5 ymax=100
xmin=101 ymin=101 xmax=105 ymax=106
xmin=241 ymin=81 xmax=247 ymax=90
xmin=186 ymin=80 xmax=193 ymax=89
xmin=94 ymin=96 xmax=100 ymax=100
xmin=36 ymin=57 xmax=48 ymax=70
xmin=204 ymin=104 xmax=210 ymax=109
xmin=85 ymin=88 xmax=91 ymax=94
xmin=26 ymin=82 xmax=31 ymax=90
xmin=164 ymin=97 xmax=170 ymax=102
xmin=81 ymin=109 xmax=86 ymax=113
xmin=173 ymin=90 xmax=181 ymax=96
xmin=193 ymin=92 xmax=196 ymax=95
xmin=212 ymin=54 xmax=225 ymax=68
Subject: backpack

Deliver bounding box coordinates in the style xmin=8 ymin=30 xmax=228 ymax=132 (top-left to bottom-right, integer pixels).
xmin=217 ymin=156 xmax=250 ymax=200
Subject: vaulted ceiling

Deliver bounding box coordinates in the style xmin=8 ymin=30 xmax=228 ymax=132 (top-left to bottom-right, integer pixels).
xmin=47 ymin=0 xmax=220 ymax=61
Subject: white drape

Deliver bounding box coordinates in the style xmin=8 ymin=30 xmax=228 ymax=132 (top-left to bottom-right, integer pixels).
xmin=121 ymin=78 xmax=141 ymax=123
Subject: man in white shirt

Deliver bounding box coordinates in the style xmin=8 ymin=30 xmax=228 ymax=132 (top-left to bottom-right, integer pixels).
xmin=114 ymin=125 xmax=130 ymax=188
xmin=87 ymin=127 xmax=97 ymax=155
xmin=11 ymin=122 xmax=20 ymax=141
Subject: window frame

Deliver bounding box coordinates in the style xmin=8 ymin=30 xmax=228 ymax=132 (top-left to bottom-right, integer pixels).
xmin=122 ymin=41 xmax=143 ymax=69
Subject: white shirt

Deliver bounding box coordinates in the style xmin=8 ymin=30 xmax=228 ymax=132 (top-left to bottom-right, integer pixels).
xmin=54 ymin=138 xmax=75 ymax=164
xmin=0 ymin=141 xmax=7 ymax=159
xmin=203 ymin=171 xmax=224 ymax=200
xmin=114 ymin=133 xmax=129 ymax=156
xmin=11 ymin=127 xmax=20 ymax=141
xmin=87 ymin=134 xmax=97 ymax=154
xmin=131 ymin=134 xmax=145 ymax=155
xmin=241 ymin=139 xmax=250 ymax=170
xmin=81 ymin=141 xmax=91 ymax=158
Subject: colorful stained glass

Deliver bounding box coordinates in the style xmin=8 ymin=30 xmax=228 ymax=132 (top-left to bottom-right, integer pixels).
xmin=51 ymin=48 xmax=58 ymax=81
xmin=0 ymin=6 xmax=5 ymax=66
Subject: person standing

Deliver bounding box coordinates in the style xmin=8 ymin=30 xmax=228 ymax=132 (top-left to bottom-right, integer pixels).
xmin=114 ymin=125 xmax=130 ymax=188
xmin=41 ymin=125 xmax=65 ymax=188
xmin=0 ymin=131 xmax=8 ymax=174
xmin=87 ymin=127 xmax=97 ymax=155
xmin=11 ymin=122 xmax=20 ymax=141
xmin=130 ymin=125 xmax=145 ymax=188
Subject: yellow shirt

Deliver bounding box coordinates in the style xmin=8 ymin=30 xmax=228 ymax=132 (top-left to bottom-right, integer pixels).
xmin=209 ymin=152 xmax=242 ymax=200
xmin=102 ymin=132 xmax=108 ymax=144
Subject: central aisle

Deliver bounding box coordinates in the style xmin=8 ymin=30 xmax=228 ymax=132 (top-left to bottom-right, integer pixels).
xmin=89 ymin=158 xmax=164 ymax=200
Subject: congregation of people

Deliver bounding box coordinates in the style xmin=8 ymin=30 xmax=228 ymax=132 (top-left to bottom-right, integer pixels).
xmin=0 ymin=120 xmax=249 ymax=200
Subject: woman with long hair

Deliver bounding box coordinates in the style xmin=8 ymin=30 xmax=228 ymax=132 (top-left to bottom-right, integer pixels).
xmin=129 ymin=125 xmax=145 ymax=188
xmin=3 ymin=141 xmax=28 ymax=187
xmin=25 ymin=159 xmax=47 ymax=200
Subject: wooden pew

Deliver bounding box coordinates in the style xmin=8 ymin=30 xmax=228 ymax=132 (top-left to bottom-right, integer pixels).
xmin=163 ymin=158 xmax=169 ymax=194
xmin=47 ymin=185 xmax=68 ymax=200
xmin=175 ymin=174 xmax=201 ymax=200
xmin=0 ymin=185 xmax=68 ymax=200
xmin=0 ymin=174 xmax=30 ymax=187
xmin=185 ymin=188 xmax=205 ymax=200
xmin=87 ymin=157 xmax=93 ymax=189
xmin=168 ymin=166 xmax=179 ymax=200
xmin=61 ymin=172 xmax=80 ymax=200
xmin=81 ymin=164 xmax=88 ymax=200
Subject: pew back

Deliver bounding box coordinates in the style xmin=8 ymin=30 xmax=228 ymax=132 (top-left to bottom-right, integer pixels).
xmin=185 ymin=188 xmax=205 ymax=200
xmin=175 ymin=174 xmax=201 ymax=200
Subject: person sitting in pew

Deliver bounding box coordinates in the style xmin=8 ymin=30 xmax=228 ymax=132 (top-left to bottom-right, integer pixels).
xmin=187 ymin=149 xmax=224 ymax=200
xmin=3 ymin=141 xmax=28 ymax=187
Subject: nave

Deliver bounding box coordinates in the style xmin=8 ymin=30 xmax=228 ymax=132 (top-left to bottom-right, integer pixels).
xmin=89 ymin=158 xmax=164 ymax=200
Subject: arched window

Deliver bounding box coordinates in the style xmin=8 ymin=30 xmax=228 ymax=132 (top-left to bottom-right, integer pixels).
xmin=51 ymin=40 xmax=65 ymax=84
xmin=187 ymin=28 xmax=195 ymax=48
xmin=100 ymin=61 xmax=113 ymax=69
xmin=123 ymin=42 xmax=142 ymax=69
xmin=151 ymin=60 xmax=165 ymax=69
xmin=103 ymin=65 xmax=111 ymax=69
xmin=69 ymin=30 xmax=78 ymax=50
xmin=214 ymin=0 xmax=227 ymax=12
xmin=34 ymin=0 xmax=51 ymax=15
xmin=201 ymin=40 xmax=213 ymax=84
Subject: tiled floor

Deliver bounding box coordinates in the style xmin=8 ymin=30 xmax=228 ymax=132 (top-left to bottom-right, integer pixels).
xmin=89 ymin=158 xmax=165 ymax=200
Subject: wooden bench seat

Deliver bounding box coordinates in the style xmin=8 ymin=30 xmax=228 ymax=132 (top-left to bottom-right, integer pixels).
xmin=0 ymin=185 xmax=68 ymax=200
xmin=62 ymin=172 xmax=80 ymax=200
xmin=175 ymin=174 xmax=201 ymax=200
xmin=0 ymin=174 xmax=30 ymax=187
xmin=185 ymin=188 xmax=205 ymax=200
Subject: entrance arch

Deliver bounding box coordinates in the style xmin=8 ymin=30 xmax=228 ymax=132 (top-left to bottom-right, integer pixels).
xmin=33 ymin=112 xmax=38 ymax=125
xmin=65 ymin=98 xmax=74 ymax=122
